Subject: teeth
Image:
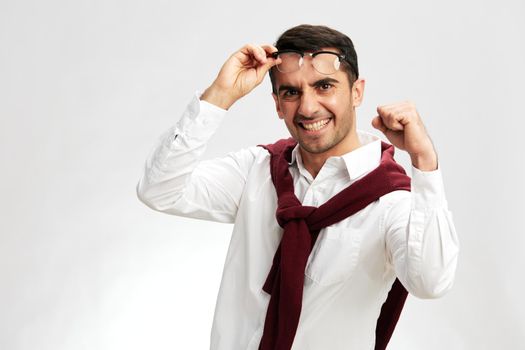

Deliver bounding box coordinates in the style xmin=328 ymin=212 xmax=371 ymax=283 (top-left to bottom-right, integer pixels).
xmin=302 ymin=119 xmax=330 ymax=131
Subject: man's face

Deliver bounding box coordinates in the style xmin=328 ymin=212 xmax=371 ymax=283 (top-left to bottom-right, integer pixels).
xmin=271 ymin=48 xmax=364 ymax=157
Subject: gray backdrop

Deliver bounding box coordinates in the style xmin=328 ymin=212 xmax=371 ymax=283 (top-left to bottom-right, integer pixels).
xmin=1 ymin=0 xmax=524 ymax=349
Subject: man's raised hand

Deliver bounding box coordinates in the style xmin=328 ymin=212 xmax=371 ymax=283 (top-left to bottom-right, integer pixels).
xmin=200 ymin=44 xmax=281 ymax=110
xmin=371 ymin=101 xmax=438 ymax=171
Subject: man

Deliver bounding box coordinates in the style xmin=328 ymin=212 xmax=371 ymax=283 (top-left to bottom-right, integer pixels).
xmin=137 ymin=24 xmax=459 ymax=350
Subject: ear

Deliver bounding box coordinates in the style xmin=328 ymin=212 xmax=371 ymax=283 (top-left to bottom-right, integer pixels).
xmin=272 ymin=93 xmax=284 ymax=119
xmin=351 ymin=78 xmax=365 ymax=108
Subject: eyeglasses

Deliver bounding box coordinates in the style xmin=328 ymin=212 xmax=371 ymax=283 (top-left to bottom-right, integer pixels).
xmin=270 ymin=50 xmax=348 ymax=75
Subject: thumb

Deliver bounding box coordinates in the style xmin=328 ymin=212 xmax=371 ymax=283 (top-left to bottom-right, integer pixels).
xmin=371 ymin=116 xmax=387 ymax=134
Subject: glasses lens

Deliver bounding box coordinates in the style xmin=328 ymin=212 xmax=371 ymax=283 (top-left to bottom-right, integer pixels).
xmin=312 ymin=52 xmax=341 ymax=74
xmin=275 ymin=52 xmax=302 ymax=73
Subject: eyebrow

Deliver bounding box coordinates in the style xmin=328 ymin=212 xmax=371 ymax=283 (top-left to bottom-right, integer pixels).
xmin=277 ymin=78 xmax=341 ymax=94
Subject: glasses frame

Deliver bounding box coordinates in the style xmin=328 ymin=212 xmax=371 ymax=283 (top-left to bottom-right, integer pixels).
xmin=270 ymin=49 xmax=349 ymax=75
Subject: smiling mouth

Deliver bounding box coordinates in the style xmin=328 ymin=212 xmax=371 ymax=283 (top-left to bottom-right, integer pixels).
xmin=299 ymin=118 xmax=332 ymax=131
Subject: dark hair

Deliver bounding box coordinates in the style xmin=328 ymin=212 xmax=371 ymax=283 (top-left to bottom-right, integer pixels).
xmin=269 ymin=24 xmax=359 ymax=94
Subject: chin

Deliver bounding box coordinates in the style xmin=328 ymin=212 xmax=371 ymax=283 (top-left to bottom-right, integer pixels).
xmin=299 ymin=141 xmax=333 ymax=155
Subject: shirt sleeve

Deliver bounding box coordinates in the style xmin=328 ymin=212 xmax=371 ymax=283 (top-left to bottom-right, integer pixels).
xmin=383 ymin=164 xmax=460 ymax=299
xmin=136 ymin=92 xmax=258 ymax=223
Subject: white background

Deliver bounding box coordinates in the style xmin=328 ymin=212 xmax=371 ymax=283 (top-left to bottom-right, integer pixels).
xmin=1 ymin=0 xmax=524 ymax=349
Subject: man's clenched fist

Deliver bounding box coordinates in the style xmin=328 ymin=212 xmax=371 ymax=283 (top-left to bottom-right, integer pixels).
xmin=371 ymin=101 xmax=438 ymax=171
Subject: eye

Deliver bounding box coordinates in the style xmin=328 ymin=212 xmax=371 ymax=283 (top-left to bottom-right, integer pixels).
xmin=283 ymin=89 xmax=298 ymax=96
xmin=318 ymin=83 xmax=333 ymax=90
xmin=281 ymin=89 xmax=299 ymax=99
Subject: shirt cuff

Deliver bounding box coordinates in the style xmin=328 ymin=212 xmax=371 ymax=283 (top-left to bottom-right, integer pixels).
xmin=173 ymin=91 xmax=228 ymax=141
xmin=410 ymin=164 xmax=448 ymax=209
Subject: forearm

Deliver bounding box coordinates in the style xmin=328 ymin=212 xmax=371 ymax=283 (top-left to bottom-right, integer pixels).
xmin=200 ymin=83 xmax=238 ymax=110
xmin=410 ymin=148 xmax=438 ymax=172
xmin=136 ymin=93 xmax=227 ymax=215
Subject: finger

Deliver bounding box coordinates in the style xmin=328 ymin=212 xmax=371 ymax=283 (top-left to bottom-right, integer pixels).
xmin=377 ymin=103 xmax=407 ymax=118
xmin=377 ymin=101 xmax=411 ymax=111
xmin=376 ymin=107 xmax=405 ymax=131
xmin=261 ymin=44 xmax=282 ymax=65
xmin=384 ymin=117 xmax=404 ymax=131
xmin=242 ymin=44 xmax=268 ymax=64
xmin=249 ymin=45 xmax=281 ymax=75
xmin=371 ymin=116 xmax=388 ymax=133
xmin=378 ymin=101 xmax=416 ymax=121
xmin=376 ymin=104 xmax=386 ymax=114
xmin=261 ymin=44 xmax=278 ymax=55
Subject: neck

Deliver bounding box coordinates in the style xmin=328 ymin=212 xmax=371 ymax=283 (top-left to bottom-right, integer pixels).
xmin=300 ymin=130 xmax=361 ymax=178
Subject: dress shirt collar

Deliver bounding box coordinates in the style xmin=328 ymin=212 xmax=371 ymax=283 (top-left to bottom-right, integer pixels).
xmin=288 ymin=130 xmax=383 ymax=181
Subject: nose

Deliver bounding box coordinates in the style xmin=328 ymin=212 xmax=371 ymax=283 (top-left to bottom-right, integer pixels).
xmin=297 ymin=88 xmax=320 ymax=118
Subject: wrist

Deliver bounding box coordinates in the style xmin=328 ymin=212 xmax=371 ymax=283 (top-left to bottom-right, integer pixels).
xmin=410 ymin=150 xmax=438 ymax=171
xmin=200 ymin=84 xmax=237 ymax=110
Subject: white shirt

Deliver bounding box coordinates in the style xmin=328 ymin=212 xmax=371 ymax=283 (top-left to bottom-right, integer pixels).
xmin=136 ymin=93 xmax=459 ymax=350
